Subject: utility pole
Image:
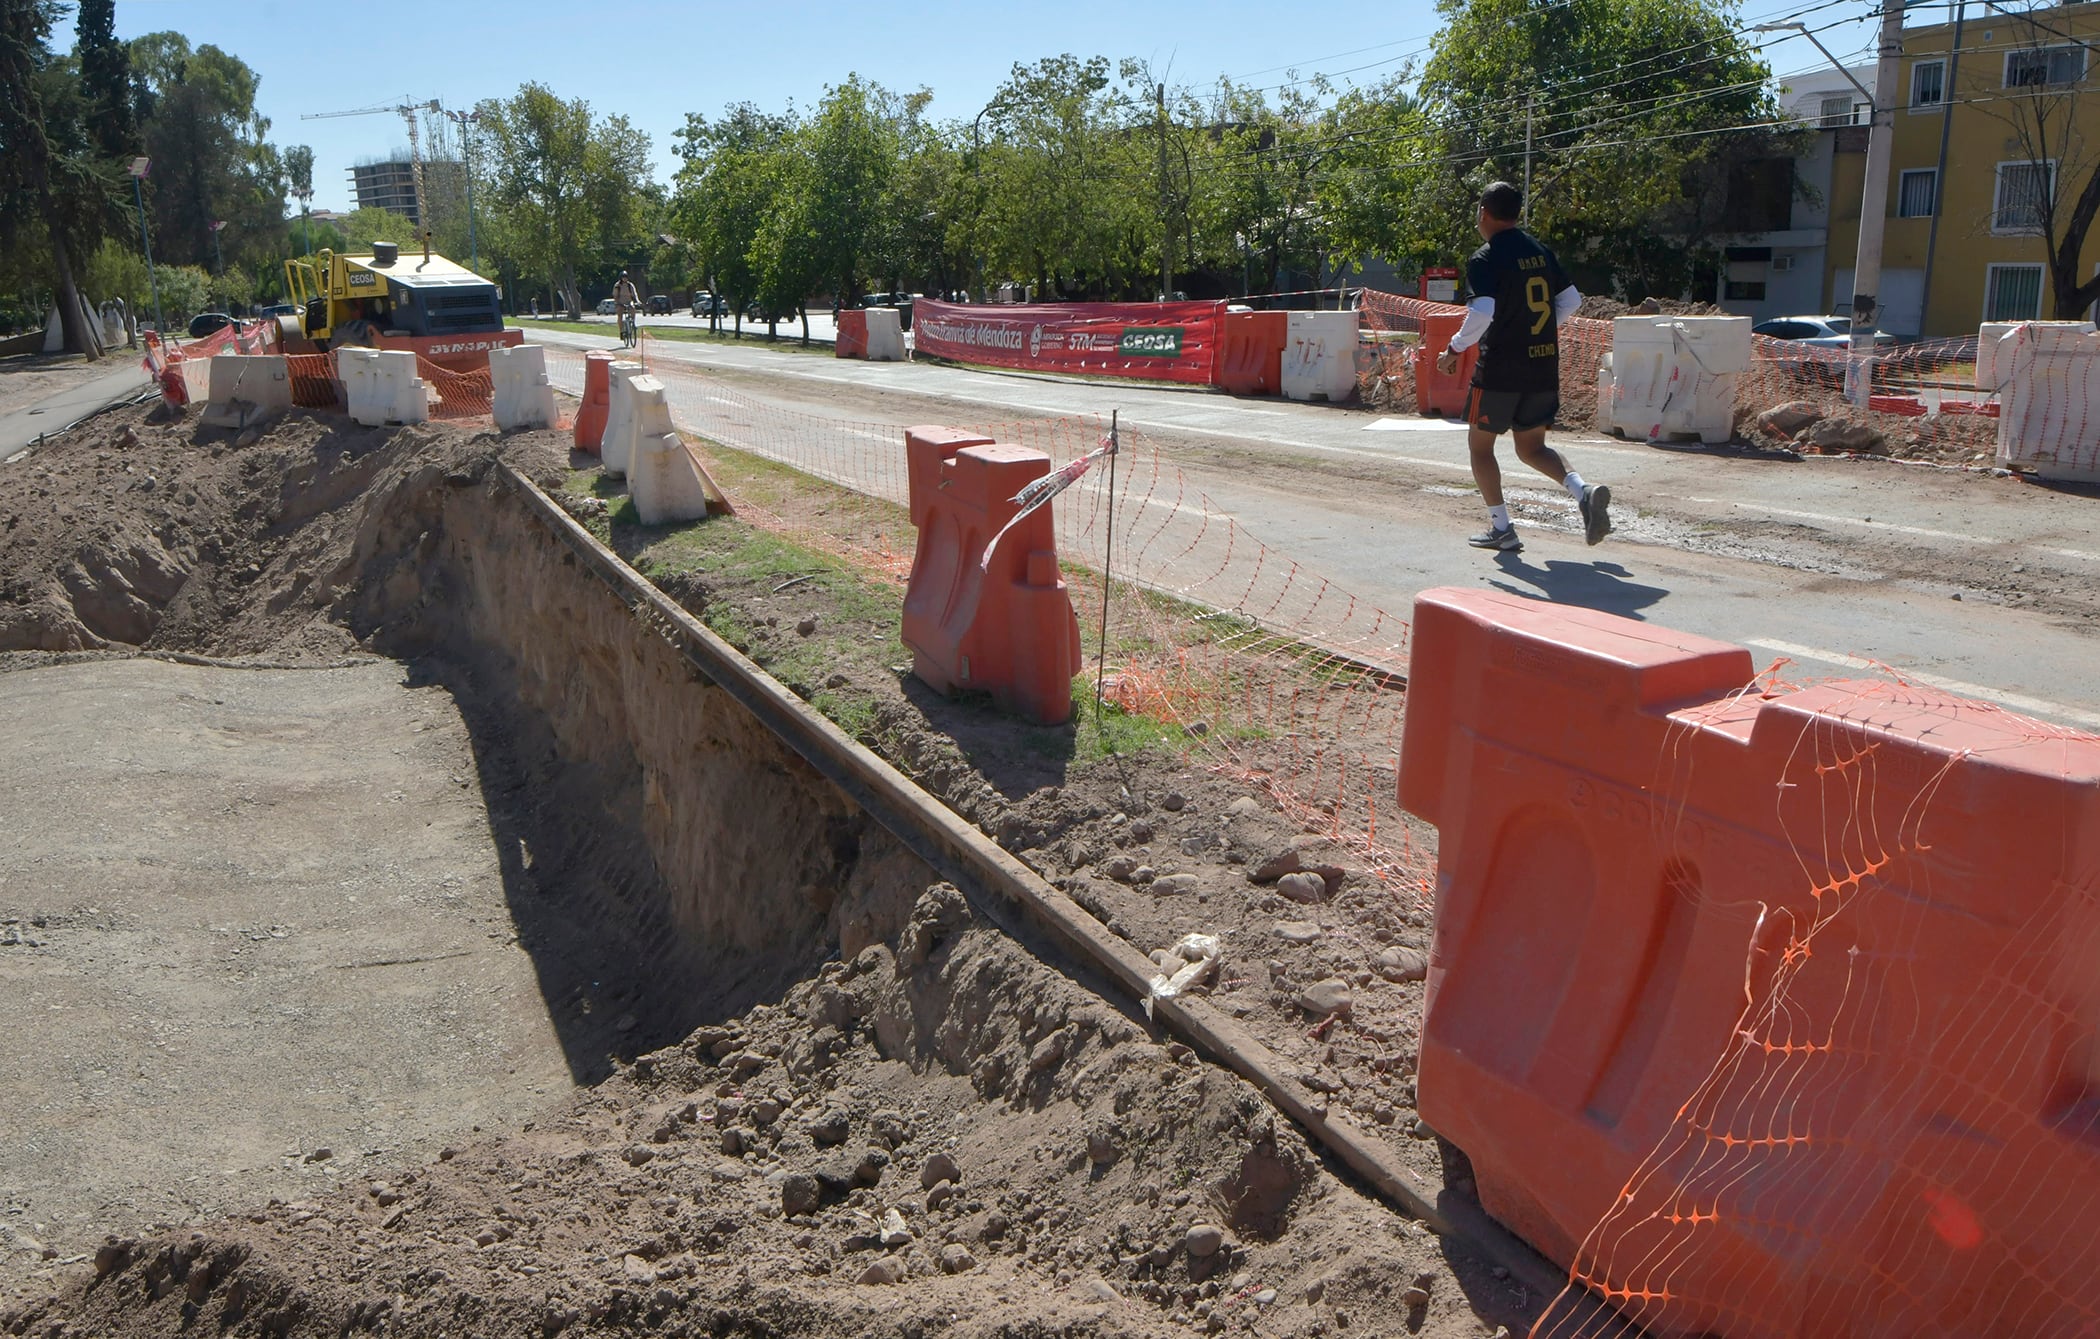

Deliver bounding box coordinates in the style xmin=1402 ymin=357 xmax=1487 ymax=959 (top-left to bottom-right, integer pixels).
xmin=1920 ymin=0 xmax=1965 ymax=339
xmin=1522 ymin=95 xmax=1535 ymax=222
xmin=1157 ymin=81 xmax=1171 ymax=303
xmin=1847 ymin=0 xmax=1906 ymax=407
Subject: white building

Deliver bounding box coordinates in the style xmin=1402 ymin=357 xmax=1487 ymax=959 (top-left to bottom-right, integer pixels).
xmin=1713 ymin=66 xmax=1877 ymax=327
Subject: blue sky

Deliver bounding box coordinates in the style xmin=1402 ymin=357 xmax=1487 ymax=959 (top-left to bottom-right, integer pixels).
xmin=105 ymin=0 xmax=1885 ymax=214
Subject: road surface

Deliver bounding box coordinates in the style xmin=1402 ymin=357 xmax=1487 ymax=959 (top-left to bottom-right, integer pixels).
xmin=0 ymin=362 xmax=153 ymax=464
xmin=578 ymin=327 xmax=2097 ymax=729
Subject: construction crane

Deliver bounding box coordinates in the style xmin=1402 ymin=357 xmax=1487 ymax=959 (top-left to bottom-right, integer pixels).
xmin=301 ymin=98 xmax=441 ymax=226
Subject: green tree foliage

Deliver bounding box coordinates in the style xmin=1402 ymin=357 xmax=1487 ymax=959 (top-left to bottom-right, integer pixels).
xmin=0 ymin=0 xmax=123 ymax=357
xmin=126 ymin=33 xmax=286 ymax=278
xmin=74 ymin=0 xmax=132 ymax=158
xmin=154 ymin=263 xmax=211 ymax=323
xmin=478 ymin=84 xmax=653 ymax=317
xmin=335 ymin=206 xmax=420 ymax=252
xmin=1414 ymin=0 xmax=1784 ymax=295
xmin=673 ymin=103 xmax=795 ymax=333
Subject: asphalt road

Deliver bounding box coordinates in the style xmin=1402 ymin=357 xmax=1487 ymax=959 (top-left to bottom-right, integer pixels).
xmin=0 ymin=363 xmax=153 ymax=464
xmin=527 ymin=324 xmax=2100 ymax=731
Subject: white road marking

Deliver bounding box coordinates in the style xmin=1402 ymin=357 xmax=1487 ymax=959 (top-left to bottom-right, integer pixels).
xmin=1746 ymin=638 xmax=2100 ymax=731
xmin=1693 ymin=498 xmax=2100 ymax=561
xmin=1365 ymin=416 xmax=1469 ymax=432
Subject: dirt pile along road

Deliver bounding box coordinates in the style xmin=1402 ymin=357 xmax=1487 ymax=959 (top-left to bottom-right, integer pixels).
xmin=0 ymin=402 xmax=1531 ymax=1337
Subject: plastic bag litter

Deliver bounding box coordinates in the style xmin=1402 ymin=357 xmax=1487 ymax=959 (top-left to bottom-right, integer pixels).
xmin=1145 ymin=933 xmax=1221 ymax=1017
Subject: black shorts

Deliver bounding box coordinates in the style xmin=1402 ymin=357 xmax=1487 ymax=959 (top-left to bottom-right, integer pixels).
xmin=1464 ymin=386 xmax=1559 ymax=434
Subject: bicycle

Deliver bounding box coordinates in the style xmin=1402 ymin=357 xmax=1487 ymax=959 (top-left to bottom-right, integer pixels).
xmin=618 ymin=310 xmax=638 ymax=345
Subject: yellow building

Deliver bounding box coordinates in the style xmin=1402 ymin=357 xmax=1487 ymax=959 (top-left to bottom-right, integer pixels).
xmin=1826 ymin=0 xmax=2100 ymax=337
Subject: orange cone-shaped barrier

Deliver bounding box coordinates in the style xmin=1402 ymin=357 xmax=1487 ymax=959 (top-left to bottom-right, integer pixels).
xmin=901 ymin=426 xmax=1084 ymax=726
xmin=1398 ymin=586 xmax=2100 ymax=1339
xmin=573 ymin=350 xmax=614 ymax=453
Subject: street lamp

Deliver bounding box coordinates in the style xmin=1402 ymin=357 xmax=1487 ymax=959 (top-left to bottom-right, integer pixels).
xmin=126 ymin=156 xmax=165 ymax=336
xmin=440 ymin=105 xmax=482 ymax=273
xmin=209 ymin=219 xmax=227 ymax=275
xmin=1755 ymin=10 xmax=1905 ymax=409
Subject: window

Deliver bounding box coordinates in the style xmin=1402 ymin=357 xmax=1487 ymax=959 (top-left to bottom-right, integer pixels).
xmin=1726 ymin=160 xmax=1795 ymax=233
xmin=1995 ymin=160 xmax=2056 ymax=233
xmin=1899 ymin=169 xmax=1938 ymax=218
xmin=2005 ymin=44 xmax=2087 ymax=88
xmin=1912 ymin=59 xmax=1947 ymax=108
xmin=1818 ymin=95 xmax=1857 ymax=127
xmin=1725 ymin=280 xmax=1768 ymax=301
xmin=1986 ymin=263 xmax=2045 ymax=321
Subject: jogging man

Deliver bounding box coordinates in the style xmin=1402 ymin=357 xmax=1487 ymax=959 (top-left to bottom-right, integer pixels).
xmin=1436 ymin=182 xmax=1611 ymax=552
xmin=612 ymin=270 xmax=642 ymax=344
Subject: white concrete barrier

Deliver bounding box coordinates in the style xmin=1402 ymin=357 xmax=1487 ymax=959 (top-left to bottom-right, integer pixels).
xmin=338 ymin=348 xmax=430 ymax=427
xmin=598 ymin=359 xmax=648 ymax=478
xmin=1985 ymin=321 xmax=2100 ymax=481
xmin=1605 ymin=315 xmax=1750 ymax=444
xmin=627 ymin=376 xmax=728 ymax=524
xmin=200 ymin=354 xmax=294 ymax=429
xmin=1282 ymin=311 xmax=1359 ymax=402
xmin=489 ymin=344 xmax=560 ymax=432
xmin=866 ymin=308 xmax=905 ymax=362
xmin=1594 ymin=352 xmax=1616 ymax=434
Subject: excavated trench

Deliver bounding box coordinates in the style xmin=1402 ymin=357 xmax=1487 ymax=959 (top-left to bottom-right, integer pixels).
xmin=0 ymin=411 xmax=1530 ymax=1338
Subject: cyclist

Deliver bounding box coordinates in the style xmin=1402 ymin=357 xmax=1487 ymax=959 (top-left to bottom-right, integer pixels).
xmin=612 ymin=271 xmax=642 ymax=345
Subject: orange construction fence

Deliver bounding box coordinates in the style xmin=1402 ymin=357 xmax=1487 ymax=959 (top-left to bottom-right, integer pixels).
xmin=1398 ymin=585 xmax=2100 ymax=1339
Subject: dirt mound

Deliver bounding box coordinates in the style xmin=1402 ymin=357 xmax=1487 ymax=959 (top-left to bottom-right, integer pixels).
xmin=9 ymin=885 xmax=1463 ymax=1338
xmin=0 ymin=406 xmax=565 ymax=660
xmin=1575 ymin=295 xmax=1723 ymax=320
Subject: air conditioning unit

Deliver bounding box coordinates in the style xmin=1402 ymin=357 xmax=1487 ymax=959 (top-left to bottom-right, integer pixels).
xmin=1772 ymin=255 xmax=1796 ymax=273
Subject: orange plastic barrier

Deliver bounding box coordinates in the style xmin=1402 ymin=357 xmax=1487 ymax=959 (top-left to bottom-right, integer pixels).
xmin=574 ymin=350 xmax=614 ymax=453
xmin=1215 ymin=311 xmax=1286 ymax=396
xmin=1413 ymin=310 xmax=1479 ymax=417
xmin=1397 ymin=586 xmax=2100 ymax=1339
xmin=900 ymin=426 xmax=1084 ymax=726
xmin=836 ymin=309 xmax=869 ymax=360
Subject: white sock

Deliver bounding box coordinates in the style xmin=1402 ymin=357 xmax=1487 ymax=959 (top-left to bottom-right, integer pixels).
xmin=1563 ymin=471 xmax=1587 ymax=502
xmin=1488 ymin=503 xmax=1511 ymax=530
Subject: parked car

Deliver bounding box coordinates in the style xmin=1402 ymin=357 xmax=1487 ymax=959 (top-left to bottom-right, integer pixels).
xmin=596 ymin=298 xmax=618 ymax=315
xmin=691 ymin=292 xmax=726 ymax=317
xmin=187 ymin=311 xmax=233 ymax=339
xmin=1751 ymin=315 xmax=1899 ymax=349
xmin=260 ymin=303 xmax=300 ymax=319
xmin=1753 ymin=315 xmax=1899 ymax=386
xmin=646 ymin=293 xmax=671 ymax=315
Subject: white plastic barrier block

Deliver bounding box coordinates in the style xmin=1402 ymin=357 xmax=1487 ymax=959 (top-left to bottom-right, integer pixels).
xmin=1989 ymin=321 xmax=2100 ymax=481
xmin=1974 ymin=322 xmax=2026 ymax=392
xmin=598 ymin=359 xmax=648 ymax=478
xmin=626 ymin=376 xmax=728 ymax=525
xmin=1594 ymin=352 xmax=1616 ymax=434
xmin=489 ymin=344 xmax=560 ymax=431
xmin=1605 ymin=315 xmax=1751 ymax=444
xmin=1282 ymin=311 xmax=1359 ymax=402
xmin=338 ymin=348 xmax=430 ymax=427
xmin=200 ymin=354 xmax=294 ymax=428
xmin=865 ymin=308 xmax=905 ymax=362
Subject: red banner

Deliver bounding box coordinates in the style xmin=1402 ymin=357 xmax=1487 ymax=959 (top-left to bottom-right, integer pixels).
xmin=911 ymin=299 xmax=1225 ymax=385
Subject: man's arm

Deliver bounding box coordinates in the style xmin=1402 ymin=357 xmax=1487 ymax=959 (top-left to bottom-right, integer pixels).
xmin=1553 ymin=284 xmax=1581 ymax=321
xmin=1446 ymin=296 xmax=1496 ymax=354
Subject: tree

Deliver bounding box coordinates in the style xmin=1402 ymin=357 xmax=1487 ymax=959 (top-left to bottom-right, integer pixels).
xmin=0 ymin=0 xmax=116 ymax=358
xmin=284 ymin=143 xmax=315 ymax=253
xmin=1413 ymin=0 xmax=1777 ymax=296
xmin=673 ymin=103 xmax=796 ymax=334
xmin=74 ymin=0 xmax=132 ymax=159
xmin=479 ymin=84 xmax=653 ymax=318
xmin=1966 ymin=3 xmax=2100 ymax=320
xmin=335 ymin=205 xmax=419 ymax=252
xmin=127 ymin=34 xmax=286 ymax=277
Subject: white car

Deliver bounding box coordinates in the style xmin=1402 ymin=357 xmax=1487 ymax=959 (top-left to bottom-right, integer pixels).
xmin=1752 ymin=315 xmax=1897 ymax=349
xmin=596 ymin=298 xmax=617 ymax=316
